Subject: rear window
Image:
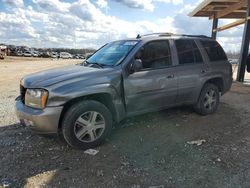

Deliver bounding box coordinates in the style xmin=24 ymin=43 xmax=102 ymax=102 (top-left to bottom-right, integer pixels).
xmin=200 ymin=40 xmax=227 ymax=62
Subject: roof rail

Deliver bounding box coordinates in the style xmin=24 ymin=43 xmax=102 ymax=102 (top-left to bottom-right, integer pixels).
xmin=136 ymin=33 xmax=173 ymax=39
xmin=173 ymin=34 xmax=211 ymax=38
xmin=136 ymin=33 xmax=210 ymax=39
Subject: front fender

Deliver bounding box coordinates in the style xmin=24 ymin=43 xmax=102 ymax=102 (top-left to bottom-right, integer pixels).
xmin=46 ymin=83 xmax=126 ymax=122
xmin=47 ymin=83 xmax=119 ymax=106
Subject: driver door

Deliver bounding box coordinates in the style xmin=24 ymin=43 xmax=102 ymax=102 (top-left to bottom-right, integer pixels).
xmin=123 ymin=40 xmax=178 ymax=115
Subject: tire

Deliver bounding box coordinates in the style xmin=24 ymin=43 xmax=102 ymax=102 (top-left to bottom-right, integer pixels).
xmin=194 ymin=83 xmax=220 ymax=115
xmin=61 ymin=100 xmax=112 ymax=149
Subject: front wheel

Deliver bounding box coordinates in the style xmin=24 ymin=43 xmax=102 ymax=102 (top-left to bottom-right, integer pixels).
xmin=61 ymin=100 xmax=112 ymax=149
xmin=194 ymin=83 xmax=220 ymax=115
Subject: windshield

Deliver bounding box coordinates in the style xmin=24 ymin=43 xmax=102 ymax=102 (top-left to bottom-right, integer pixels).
xmin=87 ymin=40 xmax=138 ymax=66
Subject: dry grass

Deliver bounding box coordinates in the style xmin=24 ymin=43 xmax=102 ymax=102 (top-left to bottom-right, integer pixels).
xmin=0 ymin=56 xmax=82 ymax=89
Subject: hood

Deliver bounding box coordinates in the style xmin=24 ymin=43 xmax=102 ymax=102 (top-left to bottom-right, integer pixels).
xmin=21 ymin=65 xmax=114 ymax=88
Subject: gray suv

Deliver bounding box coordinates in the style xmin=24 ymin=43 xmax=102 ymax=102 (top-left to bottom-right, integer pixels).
xmin=15 ymin=33 xmax=232 ymax=149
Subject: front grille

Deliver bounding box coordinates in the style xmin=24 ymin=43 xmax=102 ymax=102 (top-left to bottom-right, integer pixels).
xmin=20 ymin=85 xmax=26 ymax=103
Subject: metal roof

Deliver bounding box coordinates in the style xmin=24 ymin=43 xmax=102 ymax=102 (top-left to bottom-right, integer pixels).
xmin=189 ymin=0 xmax=248 ymax=19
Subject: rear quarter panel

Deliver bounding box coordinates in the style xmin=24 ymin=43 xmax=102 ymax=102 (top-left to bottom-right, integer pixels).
xmin=195 ymin=39 xmax=232 ymax=95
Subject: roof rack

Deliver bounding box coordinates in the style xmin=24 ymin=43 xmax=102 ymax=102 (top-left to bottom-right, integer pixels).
xmin=136 ymin=33 xmax=210 ymax=39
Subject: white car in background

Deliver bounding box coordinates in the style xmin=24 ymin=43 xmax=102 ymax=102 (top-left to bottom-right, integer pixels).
xmin=60 ymin=52 xmax=72 ymax=59
xmin=23 ymin=51 xmax=32 ymax=57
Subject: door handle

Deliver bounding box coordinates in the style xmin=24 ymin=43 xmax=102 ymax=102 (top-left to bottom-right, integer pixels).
xmin=201 ymin=70 xmax=207 ymax=73
xmin=166 ymin=74 xmax=174 ymax=79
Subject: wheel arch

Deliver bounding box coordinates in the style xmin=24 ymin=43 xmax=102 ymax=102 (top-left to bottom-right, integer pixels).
xmin=204 ymin=77 xmax=224 ymax=93
xmin=194 ymin=77 xmax=224 ymax=104
xmin=58 ymin=93 xmax=118 ymax=130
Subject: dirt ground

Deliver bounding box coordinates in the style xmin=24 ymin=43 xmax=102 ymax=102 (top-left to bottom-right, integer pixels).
xmin=0 ymin=57 xmax=250 ymax=188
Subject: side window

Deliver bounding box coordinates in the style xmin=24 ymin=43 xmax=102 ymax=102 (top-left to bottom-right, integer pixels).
xmin=200 ymin=40 xmax=227 ymax=62
xmin=175 ymin=39 xmax=203 ymax=64
xmin=139 ymin=40 xmax=172 ymax=69
xmin=192 ymin=41 xmax=203 ymax=63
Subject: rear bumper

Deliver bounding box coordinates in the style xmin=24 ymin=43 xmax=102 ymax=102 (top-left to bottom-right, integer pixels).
xmin=223 ymin=77 xmax=233 ymax=95
xmin=15 ymin=97 xmax=63 ymax=134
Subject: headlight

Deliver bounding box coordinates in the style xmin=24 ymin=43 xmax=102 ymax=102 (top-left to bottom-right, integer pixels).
xmin=25 ymin=89 xmax=48 ymax=109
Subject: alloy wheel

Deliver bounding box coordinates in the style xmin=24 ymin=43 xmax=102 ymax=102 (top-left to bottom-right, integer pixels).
xmin=74 ymin=111 xmax=105 ymax=143
xmin=203 ymin=89 xmax=217 ymax=110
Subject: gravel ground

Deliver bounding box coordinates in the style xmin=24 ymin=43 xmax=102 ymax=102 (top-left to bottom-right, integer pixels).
xmin=0 ymin=57 xmax=250 ymax=188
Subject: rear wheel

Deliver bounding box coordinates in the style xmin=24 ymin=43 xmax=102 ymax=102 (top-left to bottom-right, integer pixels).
xmin=61 ymin=100 xmax=112 ymax=149
xmin=194 ymin=83 xmax=220 ymax=115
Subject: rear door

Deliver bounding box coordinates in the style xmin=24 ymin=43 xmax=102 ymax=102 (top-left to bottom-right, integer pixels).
xmin=174 ymin=39 xmax=208 ymax=104
xmin=123 ymin=40 xmax=178 ymax=114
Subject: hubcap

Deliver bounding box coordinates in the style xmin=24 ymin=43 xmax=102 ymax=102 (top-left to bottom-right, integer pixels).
xmin=74 ymin=111 xmax=105 ymax=143
xmin=203 ymin=89 xmax=217 ymax=110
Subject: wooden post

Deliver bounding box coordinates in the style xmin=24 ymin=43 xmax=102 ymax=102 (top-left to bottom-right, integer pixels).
xmin=211 ymin=16 xmax=218 ymax=39
xmin=237 ymin=0 xmax=250 ymax=82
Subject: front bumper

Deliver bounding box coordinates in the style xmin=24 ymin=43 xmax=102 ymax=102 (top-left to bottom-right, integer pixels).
xmin=15 ymin=97 xmax=63 ymax=134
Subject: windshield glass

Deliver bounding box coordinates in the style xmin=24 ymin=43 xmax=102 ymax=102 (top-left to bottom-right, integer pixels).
xmin=87 ymin=40 xmax=138 ymax=66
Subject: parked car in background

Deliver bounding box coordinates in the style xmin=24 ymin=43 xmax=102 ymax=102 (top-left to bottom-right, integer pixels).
xmin=60 ymin=52 xmax=72 ymax=59
xmin=51 ymin=52 xmax=58 ymax=58
xmin=78 ymin=54 xmax=85 ymax=59
xmin=32 ymin=51 xmax=39 ymax=57
xmin=23 ymin=51 xmax=32 ymax=57
xmin=73 ymin=54 xmax=79 ymax=59
xmin=40 ymin=52 xmax=50 ymax=58
xmin=73 ymin=54 xmax=85 ymax=59
xmin=15 ymin=33 xmax=232 ymax=149
xmin=17 ymin=51 xmax=23 ymax=56
xmin=85 ymin=53 xmax=93 ymax=59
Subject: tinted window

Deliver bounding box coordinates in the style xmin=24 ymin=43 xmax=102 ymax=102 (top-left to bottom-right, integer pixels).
xmin=139 ymin=40 xmax=172 ymax=69
xmin=200 ymin=40 xmax=227 ymax=62
xmin=192 ymin=41 xmax=203 ymax=63
xmin=175 ymin=39 xmax=203 ymax=64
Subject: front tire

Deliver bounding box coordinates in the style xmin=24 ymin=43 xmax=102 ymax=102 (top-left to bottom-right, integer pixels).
xmin=61 ymin=100 xmax=112 ymax=149
xmin=194 ymin=83 xmax=220 ymax=115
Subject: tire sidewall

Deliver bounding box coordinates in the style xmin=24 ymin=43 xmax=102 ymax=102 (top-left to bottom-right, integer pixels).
xmin=62 ymin=100 xmax=112 ymax=149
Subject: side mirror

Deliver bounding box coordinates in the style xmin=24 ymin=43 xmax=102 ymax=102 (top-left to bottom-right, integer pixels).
xmin=131 ymin=59 xmax=143 ymax=72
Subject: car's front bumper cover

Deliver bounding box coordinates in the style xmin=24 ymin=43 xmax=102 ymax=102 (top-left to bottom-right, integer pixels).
xmin=15 ymin=96 xmax=63 ymax=134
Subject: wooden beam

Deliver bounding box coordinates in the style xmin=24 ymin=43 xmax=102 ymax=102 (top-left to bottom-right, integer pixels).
xmin=213 ymin=16 xmax=250 ymax=32
xmin=188 ymin=0 xmax=213 ymax=17
xmin=209 ymin=0 xmax=247 ymax=19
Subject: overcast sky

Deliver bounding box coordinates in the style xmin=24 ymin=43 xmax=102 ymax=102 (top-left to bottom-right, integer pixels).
xmin=0 ymin=0 xmax=244 ymax=52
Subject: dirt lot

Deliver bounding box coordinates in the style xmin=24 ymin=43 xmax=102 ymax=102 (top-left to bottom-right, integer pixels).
xmin=0 ymin=57 xmax=250 ymax=188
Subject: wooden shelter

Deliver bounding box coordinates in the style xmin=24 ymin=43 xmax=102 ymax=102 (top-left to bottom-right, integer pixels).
xmin=189 ymin=0 xmax=250 ymax=82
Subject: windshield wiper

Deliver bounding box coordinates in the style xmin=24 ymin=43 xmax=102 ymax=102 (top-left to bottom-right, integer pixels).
xmin=85 ymin=60 xmax=104 ymax=68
